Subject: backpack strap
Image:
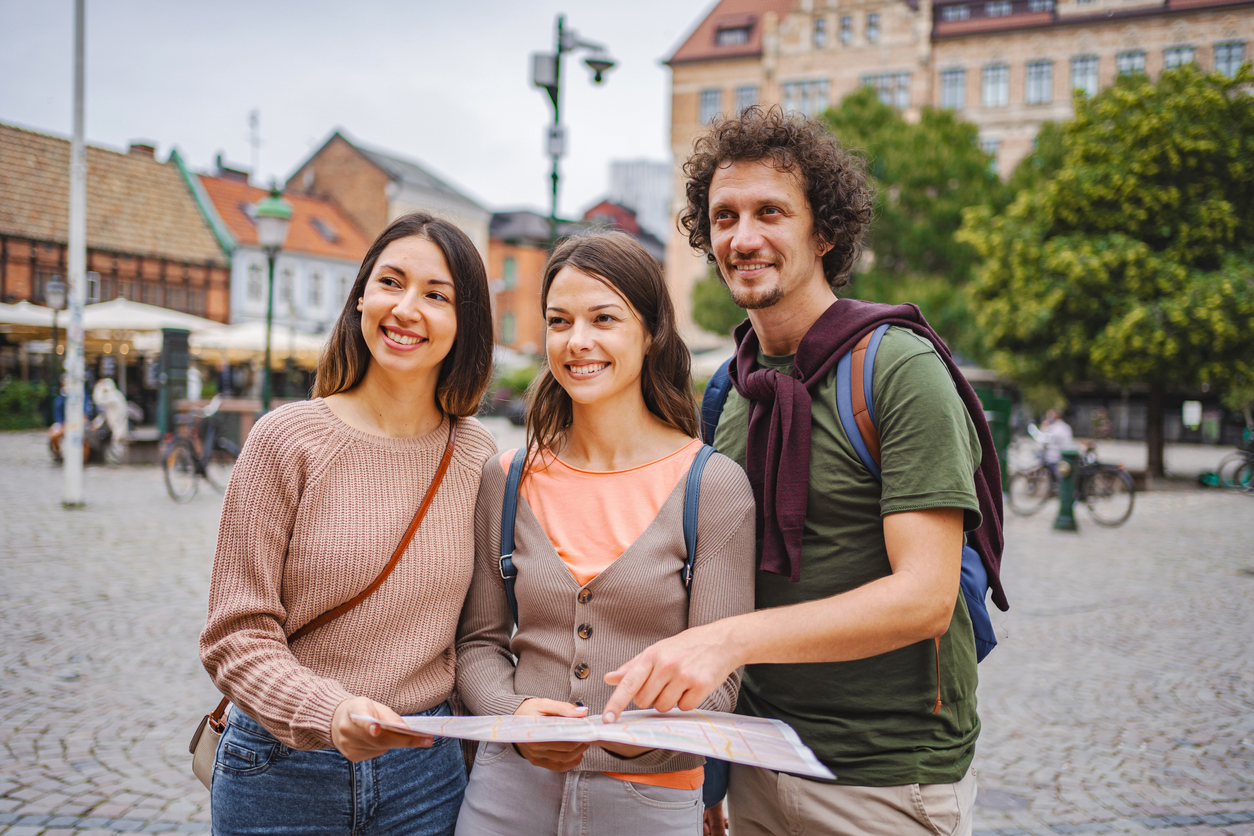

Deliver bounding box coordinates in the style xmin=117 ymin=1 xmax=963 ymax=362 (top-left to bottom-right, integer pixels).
xmin=499 ymin=447 xmax=528 ymax=627
xmin=681 ymin=444 xmax=717 ymax=594
xmin=700 ymin=359 xmax=734 ymax=445
xmin=835 ymin=324 xmax=889 ymax=479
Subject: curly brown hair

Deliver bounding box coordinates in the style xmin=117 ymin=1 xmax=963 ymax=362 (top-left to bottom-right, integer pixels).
xmin=679 ymin=105 xmax=874 ymax=291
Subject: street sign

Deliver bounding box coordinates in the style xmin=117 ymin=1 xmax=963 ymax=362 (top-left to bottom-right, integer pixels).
xmin=547 ymin=124 xmax=567 ymax=157
xmin=531 ymin=53 xmax=557 ymax=89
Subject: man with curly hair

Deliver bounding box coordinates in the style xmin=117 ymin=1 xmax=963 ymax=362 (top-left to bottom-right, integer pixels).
xmin=604 ymin=106 xmax=1005 ymax=836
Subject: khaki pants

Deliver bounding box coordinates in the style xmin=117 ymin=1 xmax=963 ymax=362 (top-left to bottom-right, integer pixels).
xmin=728 ymin=762 xmax=976 ymax=836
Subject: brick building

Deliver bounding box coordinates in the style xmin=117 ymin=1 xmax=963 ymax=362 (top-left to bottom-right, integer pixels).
xmin=285 ymin=130 xmax=491 ymax=259
xmin=663 ymin=0 xmax=1253 ymax=338
xmin=0 ymin=122 xmax=229 ymax=319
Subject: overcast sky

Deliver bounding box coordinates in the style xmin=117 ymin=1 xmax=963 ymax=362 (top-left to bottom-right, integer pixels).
xmin=0 ymin=0 xmax=715 ymax=218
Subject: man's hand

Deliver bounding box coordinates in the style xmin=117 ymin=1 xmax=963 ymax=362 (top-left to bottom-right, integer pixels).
xmin=601 ymin=620 xmax=739 ymax=723
xmin=330 ymin=696 xmax=433 ymax=763
xmin=512 ymin=698 xmax=591 ymax=772
xmin=704 ymin=800 xmax=729 ymax=836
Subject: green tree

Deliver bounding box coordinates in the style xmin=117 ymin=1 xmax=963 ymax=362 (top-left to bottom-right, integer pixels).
xmin=692 ymin=267 xmax=746 ymax=338
xmin=960 ymin=65 xmax=1254 ymax=476
xmin=824 ymin=87 xmax=1009 ymax=360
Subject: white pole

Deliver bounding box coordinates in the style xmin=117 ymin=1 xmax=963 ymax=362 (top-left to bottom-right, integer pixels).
xmin=63 ymin=0 xmax=87 ymax=507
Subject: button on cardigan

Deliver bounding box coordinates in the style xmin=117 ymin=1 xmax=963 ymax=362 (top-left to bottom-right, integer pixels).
xmin=456 ymin=450 xmax=756 ymax=774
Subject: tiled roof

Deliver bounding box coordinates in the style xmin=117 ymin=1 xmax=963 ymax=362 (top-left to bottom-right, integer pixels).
xmin=667 ymin=0 xmax=797 ymax=65
xmin=355 ymin=142 xmax=487 ymax=214
xmin=0 ymin=122 xmax=225 ymax=265
xmin=197 ymin=174 xmax=371 ymax=263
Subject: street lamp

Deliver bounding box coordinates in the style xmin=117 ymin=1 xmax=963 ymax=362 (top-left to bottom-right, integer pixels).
xmin=531 ymin=15 xmax=617 ymax=243
xmin=44 ymin=277 xmax=67 ymax=386
xmin=255 ymin=183 xmax=292 ymax=413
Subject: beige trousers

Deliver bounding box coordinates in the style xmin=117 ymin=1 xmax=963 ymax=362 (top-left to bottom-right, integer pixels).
xmin=728 ymin=762 xmax=976 ymax=836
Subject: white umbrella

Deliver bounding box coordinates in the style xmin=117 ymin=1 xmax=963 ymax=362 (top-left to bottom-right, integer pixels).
xmin=190 ymin=320 xmax=328 ymax=369
xmin=0 ymin=301 xmax=56 ymax=329
xmin=80 ymin=298 xmax=224 ymax=333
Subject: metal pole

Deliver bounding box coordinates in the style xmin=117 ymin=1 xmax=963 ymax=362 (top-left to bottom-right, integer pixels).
xmin=548 ymin=15 xmax=564 ymax=244
xmin=63 ymin=0 xmax=87 ymax=508
xmin=51 ymin=310 xmax=60 ymax=384
xmin=262 ymin=249 xmax=276 ymax=412
xmin=1053 ymin=448 xmax=1081 ymax=532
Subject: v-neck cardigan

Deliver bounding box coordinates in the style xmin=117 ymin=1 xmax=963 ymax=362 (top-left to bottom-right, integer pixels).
xmin=456 ymin=449 xmax=757 ymax=774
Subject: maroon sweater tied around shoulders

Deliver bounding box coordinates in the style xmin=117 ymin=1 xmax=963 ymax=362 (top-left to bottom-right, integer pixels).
xmin=728 ymin=298 xmax=1008 ymax=611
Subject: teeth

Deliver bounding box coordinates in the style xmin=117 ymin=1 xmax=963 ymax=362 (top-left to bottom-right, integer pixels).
xmin=570 ymin=363 xmax=607 ymax=374
xmin=385 ymin=329 xmax=420 ymax=345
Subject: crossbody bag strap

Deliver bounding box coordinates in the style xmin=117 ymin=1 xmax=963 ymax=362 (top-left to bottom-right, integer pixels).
xmin=205 ymin=418 xmax=459 ymax=735
xmin=499 ymin=447 xmax=528 ymax=627
xmin=681 ymin=444 xmax=717 ymax=594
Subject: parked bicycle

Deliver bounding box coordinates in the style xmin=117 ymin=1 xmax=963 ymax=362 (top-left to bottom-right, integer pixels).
xmin=163 ymin=395 xmax=240 ymax=503
xmin=1007 ymin=437 xmax=1136 ymax=526
xmin=1213 ymin=442 xmax=1254 ymax=493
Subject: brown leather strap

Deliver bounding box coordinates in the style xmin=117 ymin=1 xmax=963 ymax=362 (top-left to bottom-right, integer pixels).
xmin=207 ymin=696 xmax=230 ymax=732
xmin=289 ymin=418 xmax=458 ymax=645
xmin=849 ymin=330 xmax=881 ymax=468
xmin=932 ymin=637 xmax=945 ymax=715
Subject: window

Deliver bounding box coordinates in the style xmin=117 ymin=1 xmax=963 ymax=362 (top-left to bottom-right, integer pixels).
xmin=1028 ymin=0 xmax=1054 ymax=10
xmin=1026 ymin=60 xmax=1053 ymax=105
xmin=1163 ymin=46 xmax=1195 ymax=68
xmin=280 ymin=268 xmax=294 ymax=304
xmin=715 ymin=25 xmax=751 ymax=46
xmin=1071 ymin=55 xmax=1099 ymax=97
xmin=699 ymin=89 xmax=722 ymax=124
xmin=866 ymin=13 xmax=880 ymax=43
xmin=1117 ymin=51 xmax=1145 ymax=75
xmin=735 ymin=85 xmax=759 ymax=113
xmin=862 ymin=72 xmax=911 ymax=108
xmin=248 ymin=263 xmax=263 ymax=300
xmin=338 ymin=276 xmax=350 ymax=303
xmin=981 ymin=63 xmax=1010 ymax=107
xmin=781 ymin=79 xmax=831 ymax=116
xmin=501 ymin=313 xmax=516 ymax=344
xmin=985 ymin=0 xmax=1012 ymax=15
xmin=813 ymin=17 xmax=827 ymax=48
xmin=1215 ymin=42 xmax=1246 ymax=78
xmin=941 ymin=5 xmax=970 ymax=21
xmin=840 ymin=15 xmax=853 ymax=44
xmin=309 ymin=272 xmax=322 ymax=307
xmin=310 ymin=217 xmax=339 ymax=243
xmin=503 ymin=256 xmax=517 ymax=289
xmin=941 ymin=68 xmax=967 ymax=109
xmin=86 ymin=271 xmax=100 ymax=304
xmin=980 ymin=137 xmax=1002 ymax=171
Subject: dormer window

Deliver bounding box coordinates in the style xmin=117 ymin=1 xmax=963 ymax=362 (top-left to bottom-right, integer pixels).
xmin=715 ymin=25 xmax=752 ymax=46
xmin=310 ymin=216 xmax=340 ymax=243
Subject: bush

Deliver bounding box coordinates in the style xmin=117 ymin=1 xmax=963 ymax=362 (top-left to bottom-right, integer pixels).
xmin=0 ymin=380 xmax=49 ymax=430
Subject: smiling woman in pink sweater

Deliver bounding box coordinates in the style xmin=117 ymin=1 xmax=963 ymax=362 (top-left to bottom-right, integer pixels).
xmin=199 ymin=213 xmax=495 ymax=836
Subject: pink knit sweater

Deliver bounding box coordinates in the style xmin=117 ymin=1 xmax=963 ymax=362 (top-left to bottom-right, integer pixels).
xmin=199 ymin=399 xmax=497 ymax=750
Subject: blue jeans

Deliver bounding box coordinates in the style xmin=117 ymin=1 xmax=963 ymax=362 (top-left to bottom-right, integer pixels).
xmin=211 ymin=703 xmax=466 ymax=836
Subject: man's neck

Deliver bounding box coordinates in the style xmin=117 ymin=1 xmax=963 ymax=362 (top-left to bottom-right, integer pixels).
xmin=746 ymin=277 xmax=837 ymax=356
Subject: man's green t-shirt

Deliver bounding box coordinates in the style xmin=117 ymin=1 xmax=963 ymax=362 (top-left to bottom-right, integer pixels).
xmin=713 ymin=326 xmax=983 ymax=786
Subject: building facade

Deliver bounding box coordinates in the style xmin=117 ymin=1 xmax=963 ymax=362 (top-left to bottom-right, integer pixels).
xmin=189 ymin=164 xmax=371 ymax=333
xmin=606 ymin=159 xmax=674 ymax=242
xmin=286 ymin=130 xmax=491 ymax=259
xmin=664 ymin=0 xmax=1253 ymax=338
xmin=0 ymin=123 xmax=230 ymax=319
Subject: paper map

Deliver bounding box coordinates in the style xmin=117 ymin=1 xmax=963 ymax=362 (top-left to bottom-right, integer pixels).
xmin=351 ymin=708 xmax=835 ymax=780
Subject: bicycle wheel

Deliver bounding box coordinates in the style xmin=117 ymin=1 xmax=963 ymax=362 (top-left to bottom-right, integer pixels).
xmin=1234 ymin=459 xmax=1254 ymax=494
xmin=1084 ymin=466 xmax=1135 ymax=527
xmin=204 ymin=444 xmax=237 ymax=492
xmin=1216 ymin=452 xmax=1252 ymax=489
xmin=163 ymin=441 xmax=198 ymax=503
xmin=1008 ymin=466 xmax=1054 ymax=516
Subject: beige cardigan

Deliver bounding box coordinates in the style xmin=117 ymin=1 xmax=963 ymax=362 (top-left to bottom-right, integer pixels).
xmin=200 ymin=400 xmax=498 ymax=750
xmin=456 ymin=449 xmax=756 ymax=774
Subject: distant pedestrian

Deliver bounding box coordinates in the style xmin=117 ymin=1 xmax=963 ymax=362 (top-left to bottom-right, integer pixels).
xmin=453 ymin=232 xmax=756 ymax=836
xmin=1040 ymin=409 xmax=1074 ymax=478
xmin=199 ymin=213 xmax=496 ymax=836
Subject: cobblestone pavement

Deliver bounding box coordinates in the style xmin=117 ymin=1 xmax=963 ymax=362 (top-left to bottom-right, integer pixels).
xmin=1 ymin=428 xmax=1251 ymax=835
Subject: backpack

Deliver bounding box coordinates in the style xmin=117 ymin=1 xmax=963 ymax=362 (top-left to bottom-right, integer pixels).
xmin=700 ymin=323 xmax=998 ymax=662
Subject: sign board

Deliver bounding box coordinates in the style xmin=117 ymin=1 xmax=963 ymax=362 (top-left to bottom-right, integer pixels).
xmin=1182 ymin=400 xmax=1202 ymax=430
xmin=531 ymin=53 xmax=557 ymax=89
xmin=547 ymin=124 xmax=567 ymax=157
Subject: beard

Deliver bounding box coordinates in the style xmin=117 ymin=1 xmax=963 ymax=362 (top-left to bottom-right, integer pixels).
xmin=718 ymin=260 xmax=785 ymax=310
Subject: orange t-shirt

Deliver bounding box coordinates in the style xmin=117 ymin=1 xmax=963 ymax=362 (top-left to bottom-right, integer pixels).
xmin=499 ymin=439 xmax=706 ymax=791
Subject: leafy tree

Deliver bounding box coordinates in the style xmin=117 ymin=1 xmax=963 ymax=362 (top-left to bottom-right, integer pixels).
xmin=692 ymin=267 xmax=746 ymax=338
xmin=824 ymin=87 xmax=1009 ymax=360
xmin=960 ymin=65 xmax=1254 ymax=476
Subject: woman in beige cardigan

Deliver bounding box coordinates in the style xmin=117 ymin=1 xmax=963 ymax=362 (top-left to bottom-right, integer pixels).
xmin=200 ymin=213 xmax=496 ymax=836
xmin=455 ymin=232 xmax=756 ymax=836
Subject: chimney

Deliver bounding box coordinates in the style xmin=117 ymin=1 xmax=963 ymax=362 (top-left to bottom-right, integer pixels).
xmin=214 ymin=152 xmax=251 ymax=183
xmin=128 ymin=142 xmax=156 ymax=158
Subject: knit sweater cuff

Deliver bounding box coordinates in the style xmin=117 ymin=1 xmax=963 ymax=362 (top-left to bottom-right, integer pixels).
xmin=289 ymin=681 xmax=357 ymax=750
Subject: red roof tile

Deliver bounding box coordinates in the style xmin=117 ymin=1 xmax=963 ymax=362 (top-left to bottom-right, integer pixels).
xmin=667 ymin=0 xmax=797 ymax=65
xmin=198 ymin=175 xmax=371 ymax=263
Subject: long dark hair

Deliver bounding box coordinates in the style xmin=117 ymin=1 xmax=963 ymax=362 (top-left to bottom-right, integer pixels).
xmin=525 ymin=231 xmax=699 ymax=464
xmin=313 ymin=212 xmax=492 ymax=417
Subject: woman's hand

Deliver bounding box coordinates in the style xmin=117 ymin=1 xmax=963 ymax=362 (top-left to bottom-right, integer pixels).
xmin=330 ymin=696 xmax=434 ymax=763
xmin=703 ymin=800 xmax=728 ymax=836
xmin=512 ymin=698 xmax=590 ymax=772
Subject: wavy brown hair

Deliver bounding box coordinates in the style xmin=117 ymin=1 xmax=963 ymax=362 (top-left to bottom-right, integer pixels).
xmin=680 ymin=104 xmax=874 ymax=291
xmin=524 ymin=231 xmax=699 ymax=465
xmin=312 ymin=212 xmax=493 ymax=417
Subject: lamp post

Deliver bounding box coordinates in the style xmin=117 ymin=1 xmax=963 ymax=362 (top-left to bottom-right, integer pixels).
xmin=255 ymin=184 xmax=292 ymax=413
xmin=44 ymin=277 xmax=67 ymax=386
xmin=531 ymin=15 xmax=617 ymax=243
